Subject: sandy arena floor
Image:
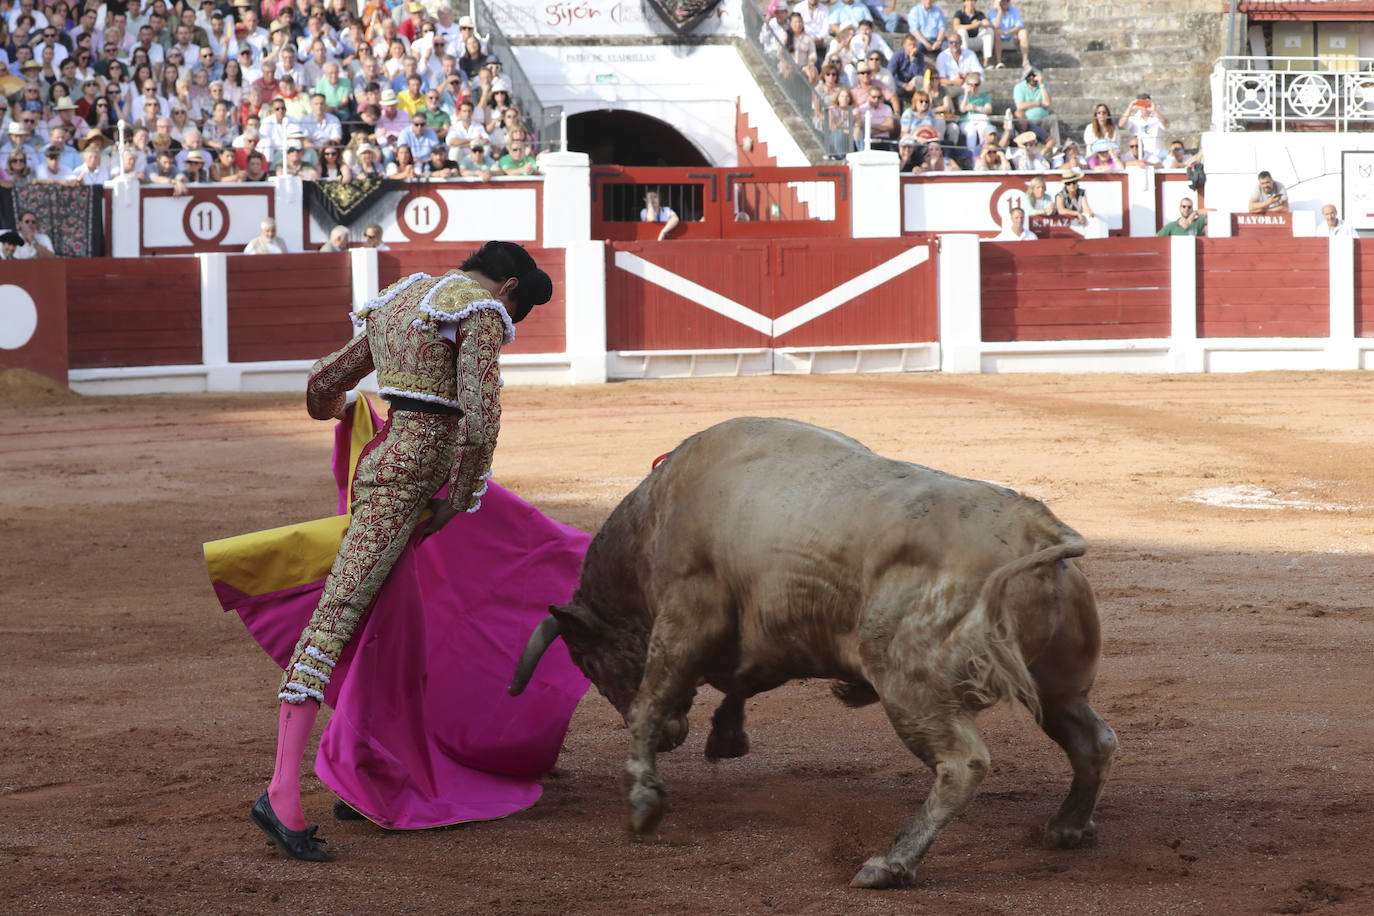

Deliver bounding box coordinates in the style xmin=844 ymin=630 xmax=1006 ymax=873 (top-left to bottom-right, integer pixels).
xmin=2 ymin=370 xmax=1372 ymax=915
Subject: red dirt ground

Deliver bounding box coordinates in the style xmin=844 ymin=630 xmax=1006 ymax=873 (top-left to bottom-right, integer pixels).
xmin=2 ymin=371 xmax=1372 ymax=915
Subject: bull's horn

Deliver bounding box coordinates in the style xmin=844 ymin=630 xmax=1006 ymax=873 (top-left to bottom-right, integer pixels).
xmin=509 ymin=615 xmax=562 ymax=696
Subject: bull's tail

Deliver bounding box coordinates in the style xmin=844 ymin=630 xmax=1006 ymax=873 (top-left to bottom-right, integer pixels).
xmin=958 ymin=537 xmax=1087 ymax=723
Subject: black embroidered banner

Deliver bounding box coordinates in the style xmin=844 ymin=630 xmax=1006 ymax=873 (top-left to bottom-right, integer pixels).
xmin=645 ymin=0 xmax=722 ymax=33
xmin=305 ymin=178 xmax=405 ymax=227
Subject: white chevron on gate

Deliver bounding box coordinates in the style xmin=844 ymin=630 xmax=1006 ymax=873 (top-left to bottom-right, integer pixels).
xmin=613 ymin=246 xmax=930 ymax=337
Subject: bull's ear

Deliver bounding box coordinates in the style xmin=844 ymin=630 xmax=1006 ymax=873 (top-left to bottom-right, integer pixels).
xmin=549 ymin=601 xmax=594 ymax=635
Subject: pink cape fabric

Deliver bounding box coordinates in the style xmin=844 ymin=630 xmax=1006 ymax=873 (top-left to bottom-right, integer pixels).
xmin=215 ymin=405 xmax=591 ymax=829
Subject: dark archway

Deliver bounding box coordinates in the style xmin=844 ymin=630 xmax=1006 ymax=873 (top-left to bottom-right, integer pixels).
xmin=567 ymin=110 xmax=711 ymax=167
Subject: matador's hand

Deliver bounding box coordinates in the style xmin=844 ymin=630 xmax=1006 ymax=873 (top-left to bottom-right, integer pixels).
xmin=421 ymin=498 xmax=459 ymax=540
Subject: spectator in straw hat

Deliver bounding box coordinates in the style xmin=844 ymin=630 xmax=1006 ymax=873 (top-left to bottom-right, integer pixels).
xmin=1008 ymin=129 xmax=1049 ymax=171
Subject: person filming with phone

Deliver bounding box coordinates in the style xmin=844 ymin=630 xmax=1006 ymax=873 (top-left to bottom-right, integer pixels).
xmin=1118 ymin=92 xmax=1169 ymax=166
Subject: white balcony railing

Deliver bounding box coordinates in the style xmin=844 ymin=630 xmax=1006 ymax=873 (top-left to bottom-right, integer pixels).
xmin=1214 ymin=56 xmax=1374 ymax=132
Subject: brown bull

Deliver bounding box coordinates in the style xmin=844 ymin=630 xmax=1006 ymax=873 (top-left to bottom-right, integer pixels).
xmin=511 ymin=417 xmax=1116 ymax=888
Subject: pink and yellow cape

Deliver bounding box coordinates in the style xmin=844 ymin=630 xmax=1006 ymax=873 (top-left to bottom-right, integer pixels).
xmin=204 ymin=396 xmax=590 ymax=829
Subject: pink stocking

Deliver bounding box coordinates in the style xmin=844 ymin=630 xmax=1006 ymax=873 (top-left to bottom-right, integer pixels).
xmin=267 ymin=700 xmax=319 ymax=831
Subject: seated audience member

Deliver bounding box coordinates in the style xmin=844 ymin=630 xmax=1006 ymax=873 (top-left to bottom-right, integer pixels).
xmin=1083 ymin=104 xmax=1122 ymax=171
xmin=855 ymin=85 xmax=897 ymax=148
xmin=974 ymin=128 xmax=1010 ymax=170
xmin=183 ymin=150 xmax=212 ymax=182
xmin=1055 ymin=168 xmax=1102 ymax=236
xmin=446 ymin=98 xmax=490 ymax=153
xmin=0 ymin=229 xmax=21 ymax=259
xmin=990 ymin=0 xmax=1031 ymax=69
xmin=848 ymin=21 xmax=892 ymax=69
xmin=398 ymin=112 xmax=440 ymax=160
xmin=953 ymin=0 xmax=993 ymax=66
xmin=920 ymin=139 xmax=960 ymax=172
xmin=278 ymin=141 xmax=318 ymax=178
xmin=824 ymin=87 xmax=855 ymax=158
xmin=642 ymin=189 xmax=680 ymax=241
xmin=458 ymin=140 xmax=499 ymax=177
xmin=498 ymin=134 xmax=538 ymax=175
xmin=957 ymin=71 xmax=993 ymax=154
xmin=898 ymin=136 xmax=919 ymax=173
xmin=242 ymin=150 xmax=271 ymax=182
xmin=318 ymin=144 xmax=352 ymax=181
xmin=1157 ymin=197 xmax=1208 ymax=236
xmin=361 ymin=223 xmax=389 ymax=249
xmin=1053 ymin=139 xmax=1086 ymax=171
xmin=1249 ymin=170 xmax=1288 ymax=214
xmin=387 ymin=142 xmax=418 ymax=178
xmin=1321 ymin=203 xmax=1358 ymax=239
xmin=1008 ymin=129 xmax=1048 ymax=171
xmin=823 ymin=25 xmax=860 ymax=83
xmin=1013 ymin=68 xmax=1057 ymax=143
xmin=994 ymin=205 xmax=1037 ymax=241
xmin=887 ymin=33 xmax=924 ymax=111
xmin=934 ymin=34 xmax=982 ymax=108
xmin=243 ymin=216 xmax=287 ymax=254
xmin=423 ymin=145 xmax=459 ymax=178
xmin=907 ymin=0 xmax=946 ymax=61
xmin=319 ymin=224 xmax=350 ymax=251
xmin=1020 ymin=175 xmax=1055 ymax=214
xmin=35 ymin=144 xmax=77 ymax=182
xmin=211 ymin=146 xmax=242 ymax=181
xmin=352 ymin=144 xmax=385 ymax=178
xmin=12 ymin=211 xmax=56 ymax=258
xmin=301 ymin=93 xmax=342 ymax=148
xmin=112 ymin=149 xmax=148 ymax=182
xmin=900 ymin=90 xmax=941 ymax=145
xmin=73 ymin=145 xmax=112 ymax=184
xmin=1119 ymin=93 xmax=1168 ymax=166
xmin=1164 ymin=140 xmax=1189 ymax=168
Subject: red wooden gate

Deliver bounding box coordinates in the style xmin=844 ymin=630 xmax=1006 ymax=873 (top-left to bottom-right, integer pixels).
xmin=605 ymin=239 xmax=935 ymax=351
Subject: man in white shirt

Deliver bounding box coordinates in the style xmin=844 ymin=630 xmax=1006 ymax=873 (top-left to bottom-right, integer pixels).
xmin=935 ymin=33 xmax=982 ymax=106
xmin=35 ymin=145 xmax=77 ymax=182
xmin=993 ymin=205 xmax=1037 ymax=241
xmin=301 ymin=93 xmax=342 ymax=148
xmin=433 ymin=7 xmax=463 ymax=48
xmin=73 ymin=145 xmax=112 ymax=184
xmin=1321 ymin=204 xmax=1359 ymax=239
xmin=244 ymin=217 xmax=288 ymax=254
xmin=793 ymin=0 xmax=829 ymax=58
xmin=13 ymin=211 xmax=56 ymax=258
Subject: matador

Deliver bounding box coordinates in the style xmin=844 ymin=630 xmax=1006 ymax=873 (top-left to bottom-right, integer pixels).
xmin=250 ymin=241 xmax=553 ymax=861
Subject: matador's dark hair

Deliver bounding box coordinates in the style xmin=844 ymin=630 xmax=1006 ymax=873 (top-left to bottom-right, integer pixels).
xmin=461 ymin=241 xmax=552 ymax=323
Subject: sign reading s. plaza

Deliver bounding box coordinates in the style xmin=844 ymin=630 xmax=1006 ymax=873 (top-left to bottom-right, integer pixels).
xmin=486 ymin=0 xmax=740 ymax=38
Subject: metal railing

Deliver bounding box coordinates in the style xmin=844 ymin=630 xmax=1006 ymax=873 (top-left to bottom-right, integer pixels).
xmin=472 ymin=0 xmax=563 ymax=151
xmin=1215 ymin=55 xmax=1374 ymax=132
xmin=739 ymin=0 xmax=853 ymax=159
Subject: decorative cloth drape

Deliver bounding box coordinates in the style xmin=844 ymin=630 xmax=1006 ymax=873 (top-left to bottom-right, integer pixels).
xmin=2 ymin=185 xmax=104 ymax=257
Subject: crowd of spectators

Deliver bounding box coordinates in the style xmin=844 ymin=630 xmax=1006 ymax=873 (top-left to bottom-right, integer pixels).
xmin=768 ymin=0 xmax=1206 ymax=182
xmin=0 ymin=0 xmax=541 ymax=192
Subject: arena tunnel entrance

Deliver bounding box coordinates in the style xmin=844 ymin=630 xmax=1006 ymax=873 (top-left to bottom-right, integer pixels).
xmin=566 ymin=110 xmax=710 ymax=167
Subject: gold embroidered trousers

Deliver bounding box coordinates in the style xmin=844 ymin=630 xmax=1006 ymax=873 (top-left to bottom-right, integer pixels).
xmin=279 ymin=410 xmax=461 ymax=703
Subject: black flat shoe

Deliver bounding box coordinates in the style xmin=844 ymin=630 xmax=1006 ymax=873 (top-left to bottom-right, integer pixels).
xmin=250 ymin=791 xmax=330 ymax=862
xmin=333 ymin=798 xmax=365 ymax=821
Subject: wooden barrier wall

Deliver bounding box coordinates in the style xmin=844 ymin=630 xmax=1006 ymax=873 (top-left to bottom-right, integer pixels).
xmin=226 ymin=252 xmax=355 ymax=363
xmin=1197 ymin=239 xmax=1329 ymax=337
xmin=67 ymin=258 xmax=202 ymax=369
xmin=377 ymin=246 xmax=568 ymax=355
xmin=605 ymin=239 xmax=935 ymax=350
xmin=1354 ymin=245 xmax=1374 ymax=337
xmin=980 ymin=238 xmax=1172 ymax=341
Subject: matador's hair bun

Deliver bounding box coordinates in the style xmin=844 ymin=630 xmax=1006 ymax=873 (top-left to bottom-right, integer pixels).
xmin=461 ymin=240 xmax=550 ymax=323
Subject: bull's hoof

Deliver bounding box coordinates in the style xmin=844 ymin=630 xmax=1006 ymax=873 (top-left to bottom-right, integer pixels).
xmin=627 ymin=786 xmax=664 ymax=835
xmin=655 ymin=717 xmax=688 ymax=752
xmin=1044 ymin=819 xmax=1097 ymax=849
xmin=849 ymin=857 xmax=906 ymax=889
xmin=704 ymin=727 xmax=750 ymax=761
